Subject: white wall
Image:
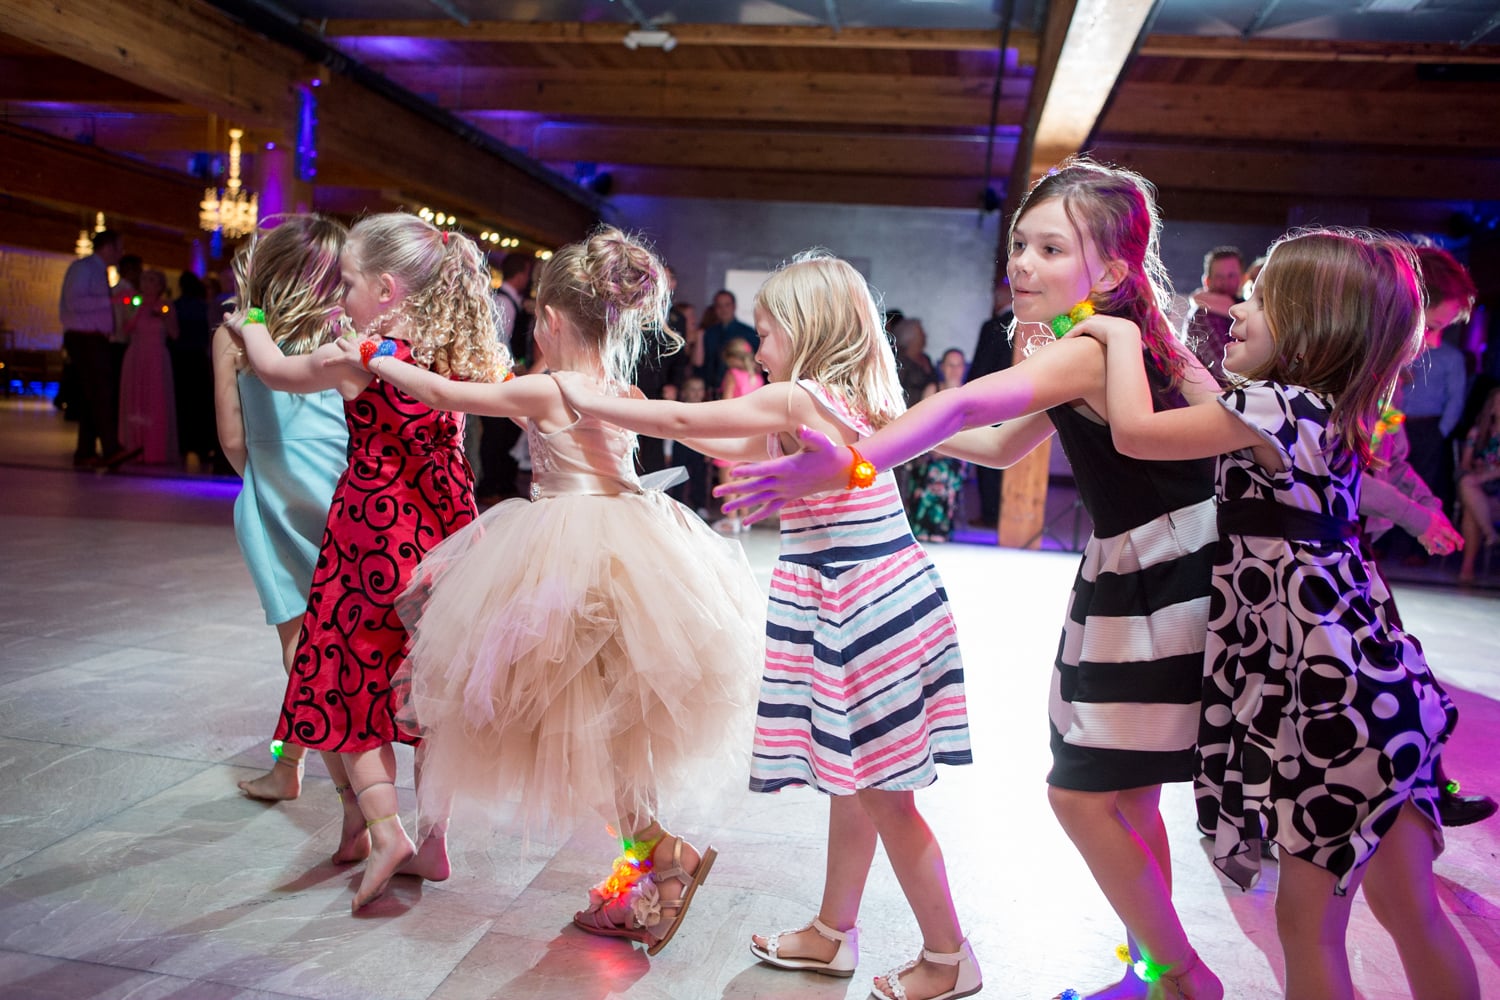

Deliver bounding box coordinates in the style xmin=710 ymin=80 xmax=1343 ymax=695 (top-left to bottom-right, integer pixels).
xmin=610 ymin=196 xmax=1005 ymax=361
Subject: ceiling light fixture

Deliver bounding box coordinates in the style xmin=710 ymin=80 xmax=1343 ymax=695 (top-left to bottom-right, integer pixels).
xmin=622 ymin=29 xmax=677 ymax=51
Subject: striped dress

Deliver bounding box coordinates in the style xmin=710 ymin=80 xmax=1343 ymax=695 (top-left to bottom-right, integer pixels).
xmin=1045 ymin=356 xmax=1218 ymax=791
xmin=749 ymin=380 xmax=972 ymax=795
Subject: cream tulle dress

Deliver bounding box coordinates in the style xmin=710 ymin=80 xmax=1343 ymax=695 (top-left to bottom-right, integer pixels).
xmin=396 ymin=397 xmax=764 ymax=838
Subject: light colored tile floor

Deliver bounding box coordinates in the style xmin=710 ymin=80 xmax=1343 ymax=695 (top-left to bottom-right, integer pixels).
xmin=1 ymin=413 xmax=1498 ymax=999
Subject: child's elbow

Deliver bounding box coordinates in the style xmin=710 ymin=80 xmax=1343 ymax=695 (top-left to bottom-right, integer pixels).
xmin=1110 ymin=426 xmax=1155 ymax=460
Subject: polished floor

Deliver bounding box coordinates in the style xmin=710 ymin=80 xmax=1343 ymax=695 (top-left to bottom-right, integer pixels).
xmin=1 ymin=397 xmax=1498 ymax=1000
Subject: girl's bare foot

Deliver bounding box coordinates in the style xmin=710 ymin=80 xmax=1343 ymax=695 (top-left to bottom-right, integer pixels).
xmin=238 ymin=750 xmax=304 ymax=801
xmin=397 ymin=829 xmax=450 ymax=882
xmin=1151 ymin=952 xmax=1222 ymax=1000
xmin=332 ymin=785 xmax=371 ymax=865
xmin=352 ymin=816 xmax=415 ymax=912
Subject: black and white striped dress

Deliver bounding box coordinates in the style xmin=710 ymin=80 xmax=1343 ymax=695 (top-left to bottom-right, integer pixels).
xmin=1045 ymin=357 xmax=1217 ymax=791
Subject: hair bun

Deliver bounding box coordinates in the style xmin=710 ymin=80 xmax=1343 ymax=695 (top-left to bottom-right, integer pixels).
xmin=586 ymin=229 xmax=660 ymax=312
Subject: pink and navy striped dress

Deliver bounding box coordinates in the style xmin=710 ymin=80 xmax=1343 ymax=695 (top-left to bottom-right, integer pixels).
xmin=749 ymin=380 xmax=972 ymax=795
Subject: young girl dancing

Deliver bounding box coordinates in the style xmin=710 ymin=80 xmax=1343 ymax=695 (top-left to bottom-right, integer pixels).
xmin=716 ymin=160 xmax=1225 ymax=1000
xmin=238 ymin=212 xmax=503 ymax=910
xmin=555 ymin=253 xmax=980 ymax=1000
xmin=213 ymin=215 xmax=350 ymax=803
xmin=1078 ymin=230 xmax=1477 ymax=1000
xmin=329 ymin=226 xmax=763 ymax=954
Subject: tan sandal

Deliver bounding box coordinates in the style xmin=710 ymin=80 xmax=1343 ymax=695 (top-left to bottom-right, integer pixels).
xmin=571 ymin=835 xmax=717 ymax=956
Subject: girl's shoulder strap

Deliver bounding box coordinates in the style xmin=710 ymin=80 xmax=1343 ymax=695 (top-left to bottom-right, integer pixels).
xmin=793 ymin=378 xmax=872 ymax=435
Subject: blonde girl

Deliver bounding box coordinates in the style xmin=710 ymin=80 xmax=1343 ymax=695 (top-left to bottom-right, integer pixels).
xmin=555 ymin=252 xmax=980 ymax=1000
xmin=716 ymin=160 xmax=1225 ymax=1000
xmin=326 ymin=226 xmax=762 ymax=955
xmin=237 ymin=212 xmax=504 ymax=911
xmin=213 ymin=215 xmax=350 ymax=805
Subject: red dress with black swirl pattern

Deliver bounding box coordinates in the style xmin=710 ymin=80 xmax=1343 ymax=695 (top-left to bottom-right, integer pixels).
xmin=275 ymin=341 xmax=476 ymax=752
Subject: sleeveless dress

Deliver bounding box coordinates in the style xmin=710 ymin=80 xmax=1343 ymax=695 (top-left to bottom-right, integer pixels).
xmin=394 ymin=392 xmax=763 ymax=837
xmin=750 ymin=380 xmax=971 ymax=795
xmin=275 ymin=341 xmax=476 ymax=753
xmin=1046 ymin=355 xmax=1217 ymax=792
xmin=118 ymin=307 xmax=178 ymax=463
xmin=1198 ymin=381 xmax=1456 ymax=893
xmin=233 ymin=371 xmax=347 ymax=626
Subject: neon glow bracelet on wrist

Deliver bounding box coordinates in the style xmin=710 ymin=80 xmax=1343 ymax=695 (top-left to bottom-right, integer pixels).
xmin=244 ymin=307 xmax=265 ymax=325
xmin=847 ymin=446 xmax=877 ymax=490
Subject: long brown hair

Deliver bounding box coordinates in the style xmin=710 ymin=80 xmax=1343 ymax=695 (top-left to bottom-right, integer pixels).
xmin=1235 ymin=230 xmax=1423 ymax=471
xmin=232 ymin=214 xmax=347 ymax=357
xmin=1010 ymin=157 xmax=1190 ymax=387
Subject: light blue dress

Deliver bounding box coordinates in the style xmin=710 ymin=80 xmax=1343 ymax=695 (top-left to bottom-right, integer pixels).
xmin=233 ymin=371 xmax=347 ymax=625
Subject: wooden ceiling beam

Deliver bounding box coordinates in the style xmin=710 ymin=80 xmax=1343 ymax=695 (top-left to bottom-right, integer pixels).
xmin=1092 ymin=141 xmax=1500 ymax=201
xmin=0 ymin=0 xmax=304 ymax=129
xmin=383 ymin=66 xmax=1025 ymax=129
xmin=322 ymin=21 xmax=1039 ymax=59
xmin=0 ymin=196 xmax=191 ymax=269
xmin=0 ymin=0 xmax=602 ymax=247
xmin=1027 ymin=0 xmax=1159 ymax=174
xmin=1140 ymin=34 xmax=1500 ymax=64
xmin=0 ymin=122 xmax=203 ymax=232
xmin=597 ymin=165 xmax=988 ymax=209
xmin=1103 ymin=81 xmax=1499 ymax=151
xmin=0 ymin=56 xmax=175 ymax=103
xmin=4 ymin=112 xmax=221 ymax=154
xmin=528 ymin=123 xmax=1007 ymax=177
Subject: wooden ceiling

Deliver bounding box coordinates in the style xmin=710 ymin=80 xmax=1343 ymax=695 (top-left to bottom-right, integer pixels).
xmin=2 ymin=0 xmax=1498 ymax=267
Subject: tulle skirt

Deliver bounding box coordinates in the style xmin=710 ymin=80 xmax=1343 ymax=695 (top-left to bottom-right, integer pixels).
xmin=397 ymin=488 xmax=764 ymax=838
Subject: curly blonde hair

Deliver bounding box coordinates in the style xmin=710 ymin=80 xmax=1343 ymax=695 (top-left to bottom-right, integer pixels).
xmin=533 ymin=226 xmax=677 ymax=385
xmin=232 ymin=214 xmax=347 ymax=357
xmin=753 ymin=252 xmax=905 ymax=429
xmin=348 ymin=213 xmax=509 ymax=381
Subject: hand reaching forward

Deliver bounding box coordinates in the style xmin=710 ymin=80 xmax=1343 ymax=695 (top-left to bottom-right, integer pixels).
xmin=715 ymin=424 xmax=849 ymax=524
xmin=1416 ymin=510 xmax=1463 ymax=557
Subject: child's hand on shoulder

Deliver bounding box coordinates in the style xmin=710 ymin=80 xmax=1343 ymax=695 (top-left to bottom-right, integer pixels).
xmin=1067 ymin=313 xmax=1141 ymax=346
xmin=322 ymin=336 xmax=370 ymax=371
xmin=550 ymin=370 xmax=602 ymax=411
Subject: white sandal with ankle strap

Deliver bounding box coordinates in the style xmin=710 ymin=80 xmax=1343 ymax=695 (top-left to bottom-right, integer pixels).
xmin=749 ymin=916 xmax=858 ymax=977
xmin=871 ymin=938 xmax=982 ymax=1000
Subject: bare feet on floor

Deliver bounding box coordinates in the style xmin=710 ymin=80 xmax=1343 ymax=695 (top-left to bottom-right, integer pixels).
xmin=237 ymin=752 xmax=304 ymax=801
xmin=332 ymin=786 xmax=371 ymax=866
xmin=396 ymin=830 xmax=450 ymax=882
xmin=352 ymin=819 xmax=415 ymax=912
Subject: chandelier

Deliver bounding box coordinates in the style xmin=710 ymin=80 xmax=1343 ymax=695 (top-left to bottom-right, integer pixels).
xmin=199 ymin=128 xmax=258 ymax=239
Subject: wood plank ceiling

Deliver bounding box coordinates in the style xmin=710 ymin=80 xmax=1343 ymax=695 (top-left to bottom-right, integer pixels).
xmin=1 ymin=0 xmax=1497 ymax=267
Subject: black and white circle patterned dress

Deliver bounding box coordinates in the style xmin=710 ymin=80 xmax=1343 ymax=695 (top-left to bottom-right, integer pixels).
xmin=1197 ymin=381 xmax=1456 ymax=894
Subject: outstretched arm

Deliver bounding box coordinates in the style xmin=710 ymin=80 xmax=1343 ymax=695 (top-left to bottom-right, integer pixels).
xmin=237 ymin=317 xmax=369 ymax=397
xmin=716 ymin=336 xmax=1104 ymax=513
xmin=1080 ymin=314 xmax=1262 ymax=462
xmin=553 ymin=370 xmax=801 ymax=441
xmin=327 ymin=337 xmax=548 ymax=421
